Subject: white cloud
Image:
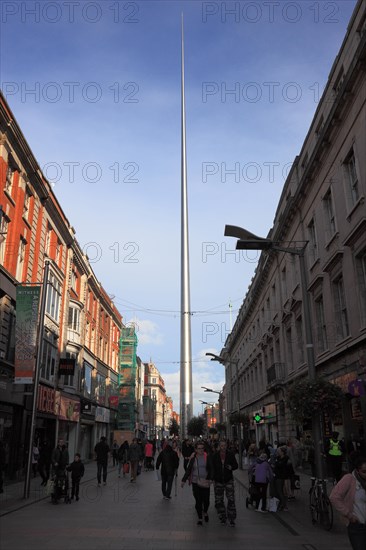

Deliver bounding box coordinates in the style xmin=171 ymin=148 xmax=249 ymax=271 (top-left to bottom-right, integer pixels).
xmin=127 ymin=318 xmax=163 ymax=346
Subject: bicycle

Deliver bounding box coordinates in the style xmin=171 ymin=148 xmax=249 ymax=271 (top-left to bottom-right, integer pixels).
xmin=309 ymin=476 xmax=333 ymax=530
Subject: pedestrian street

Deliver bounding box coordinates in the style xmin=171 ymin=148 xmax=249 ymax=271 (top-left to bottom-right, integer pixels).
xmin=0 ymin=463 xmax=349 ymax=550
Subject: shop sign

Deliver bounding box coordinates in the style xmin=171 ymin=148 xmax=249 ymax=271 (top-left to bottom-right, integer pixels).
xmin=58 ymin=395 xmax=80 ymax=422
xmin=37 ymin=385 xmax=56 ymax=415
xmin=348 ymin=379 xmax=366 ymax=397
xmin=95 ymin=406 xmax=110 ymax=423
xmin=58 ymin=358 xmax=75 ymax=376
xmin=14 ymin=286 xmax=41 ymax=384
xmin=109 ymin=396 xmax=119 ymax=408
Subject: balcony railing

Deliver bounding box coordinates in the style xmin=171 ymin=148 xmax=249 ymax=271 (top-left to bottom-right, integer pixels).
xmin=266 ymin=363 xmax=285 ymax=390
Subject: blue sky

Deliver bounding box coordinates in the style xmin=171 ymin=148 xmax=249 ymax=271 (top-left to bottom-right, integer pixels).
xmin=1 ymin=0 xmax=358 ymax=415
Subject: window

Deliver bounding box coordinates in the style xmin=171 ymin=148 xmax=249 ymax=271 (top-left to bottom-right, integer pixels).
xmin=355 ymin=251 xmax=366 ymax=326
xmin=281 ymin=266 xmax=287 ymax=301
xmin=0 ymin=213 xmax=9 ymax=264
xmin=55 ymin=239 xmax=61 ymax=265
xmin=46 ymin=273 xmax=62 ymax=322
xmin=16 ymin=237 xmax=26 ymax=281
xmin=23 ymin=188 xmax=32 ymax=220
xmin=323 ymin=189 xmax=336 ymax=242
xmin=81 ymin=362 xmax=93 ymax=398
xmin=62 ymin=351 xmax=78 ymax=388
xmin=40 ymin=335 xmax=58 ymax=384
xmin=308 ymin=218 xmax=318 ymax=264
xmin=286 ymin=326 xmax=293 ymax=372
xmin=295 ymin=316 xmax=304 ymax=363
xmin=68 ymin=306 xmax=80 ymax=332
xmin=5 ymin=164 xmax=14 ymax=195
xmin=152 ymin=377 xmax=157 ymax=384
xmin=343 ymin=149 xmax=360 ymax=208
xmin=332 ymin=275 xmax=349 ymax=340
xmin=71 ymin=269 xmax=77 ymax=290
xmin=315 ymin=296 xmax=327 ymax=353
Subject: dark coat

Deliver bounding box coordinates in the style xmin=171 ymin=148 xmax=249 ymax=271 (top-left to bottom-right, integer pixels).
xmin=208 ymin=450 xmax=238 ymax=483
xmin=94 ymin=440 xmax=110 ymax=463
xmin=156 ymin=446 xmax=179 ymax=477
xmin=67 ymin=460 xmax=85 ymax=481
xmin=52 ymin=446 xmax=69 ymax=469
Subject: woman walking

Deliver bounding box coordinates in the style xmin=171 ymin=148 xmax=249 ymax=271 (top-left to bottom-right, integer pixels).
xmin=330 ymin=455 xmax=366 ymax=550
xmin=181 ymin=441 xmax=211 ymax=526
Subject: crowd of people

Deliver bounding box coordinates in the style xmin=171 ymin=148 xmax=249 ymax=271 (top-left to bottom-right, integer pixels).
xmin=2 ymin=431 xmax=365 ymax=547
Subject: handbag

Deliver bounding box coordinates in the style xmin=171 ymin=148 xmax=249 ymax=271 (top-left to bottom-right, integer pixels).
xmin=154 ymin=469 xmax=161 ymax=481
xmin=123 ymin=463 xmax=130 ymax=474
xmin=197 ymin=478 xmax=211 ymax=488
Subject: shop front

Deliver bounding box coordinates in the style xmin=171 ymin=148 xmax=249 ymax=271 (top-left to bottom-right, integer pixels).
xmin=57 ymin=392 xmax=80 ymax=460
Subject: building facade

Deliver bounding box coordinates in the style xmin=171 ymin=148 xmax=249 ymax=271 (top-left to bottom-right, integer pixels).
xmin=225 ymin=0 xmax=366 ymax=448
xmin=0 ymin=91 xmax=124 ymax=477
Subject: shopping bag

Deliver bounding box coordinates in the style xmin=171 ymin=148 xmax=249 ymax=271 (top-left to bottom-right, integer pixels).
xmin=45 ymin=479 xmax=55 ymax=496
xmin=268 ymin=497 xmax=279 ymax=512
xmin=123 ymin=463 xmax=130 ymax=474
xmin=291 ymin=474 xmax=301 ymax=490
xmin=154 ymin=469 xmax=161 ymax=482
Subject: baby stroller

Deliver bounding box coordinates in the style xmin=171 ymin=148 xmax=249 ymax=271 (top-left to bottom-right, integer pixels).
xmin=51 ymin=468 xmax=71 ymax=504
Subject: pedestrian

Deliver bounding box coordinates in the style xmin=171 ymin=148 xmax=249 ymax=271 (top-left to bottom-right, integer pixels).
xmin=303 ymin=434 xmax=316 ymax=476
xmin=208 ymin=439 xmax=238 ymax=526
xmin=326 ymin=431 xmax=345 ymax=483
xmin=330 ymin=455 xmax=366 ymax=550
xmin=112 ymin=440 xmax=119 ymax=467
xmin=32 ymin=442 xmax=39 ymax=477
xmin=128 ymin=437 xmax=143 ymax=482
xmin=181 ymin=441 xmax=211 ymax=526
xmin=51 ymin=439 xmax=69 ymax=503
xmin=181 ymin=438 xmax=194 ymax=471
xmin=117 ymin=440 xmax=129 ymax=477
xmin=67 ymin=453 xmax=85 ymax=501
xmin=0 ymin=440 xmax=6 ymax=494
xmin=250 ymin=452 xmax=274 ymax=512
xmin=144 ymin=439 xmax=154 ymax=471
xmin=94 ymin=436 xmax=110 ymax=486
xmin=38 ymin=440 xmax=52 ymax=486
xmin=270 ymin=446 xmax=289 ymax=511
xmin=156 ymin=440 xmax=179 ymax=500
xmin=51 ymin=439 xmax=69 ymax=475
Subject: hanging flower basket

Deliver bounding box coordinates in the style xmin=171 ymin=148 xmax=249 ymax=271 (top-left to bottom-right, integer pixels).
xmin=287 ymin=377 xmax=343 ymax=424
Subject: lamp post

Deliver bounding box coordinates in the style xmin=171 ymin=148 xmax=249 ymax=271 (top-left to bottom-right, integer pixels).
xmin=224 ymin=224 xmax=324 ymax=480
xmin=201 ymin=386 xmax=223 ymax=425
xmin=206 ymin=352 xmax=243 ymax=470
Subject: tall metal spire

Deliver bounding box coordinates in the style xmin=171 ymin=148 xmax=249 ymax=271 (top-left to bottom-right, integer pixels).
xmin=180 ymin=13 xmax=193 ymax=438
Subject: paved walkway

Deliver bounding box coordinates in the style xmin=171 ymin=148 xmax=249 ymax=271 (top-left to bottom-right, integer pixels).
xmin=0 ymin=459 xmax=350 ymax=550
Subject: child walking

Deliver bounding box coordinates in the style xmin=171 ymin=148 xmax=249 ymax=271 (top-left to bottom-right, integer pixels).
xmin=67 ymin=453 xmax=85 ymax=501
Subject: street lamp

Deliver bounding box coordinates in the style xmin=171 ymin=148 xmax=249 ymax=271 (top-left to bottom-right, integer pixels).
xmin=206 ymin=352 xmax=243 ymax=470
xmin=201 ymin=386 xmax=223 ymax=425
xmin=200 ymin=400 xmax=215 ymax=429
xmin=224 ymin=224 xmax=324 ymax=480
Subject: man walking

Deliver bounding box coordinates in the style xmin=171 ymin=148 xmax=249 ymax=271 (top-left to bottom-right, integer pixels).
xmin=156 ymin=440 xmax=179 ymax=499
xmin=94 ymin=436 xmax=110 ymax=486
xmin=128 ymin=438 xmax=143 ymax=482
xmin=208 ymin=440 xmax=238 ymax=526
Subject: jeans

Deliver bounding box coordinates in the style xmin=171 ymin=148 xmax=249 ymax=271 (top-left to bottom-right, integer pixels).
xmin=161 ymin=474 xmax=174 ymax=497
xmin=348 ymin=523 xmax=366 ymax=550
xmin=192 ymin=483 xmax=210 ymax=520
